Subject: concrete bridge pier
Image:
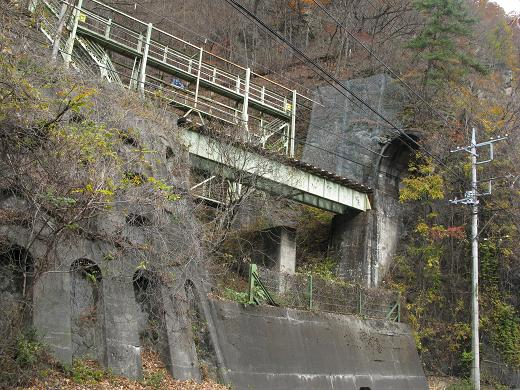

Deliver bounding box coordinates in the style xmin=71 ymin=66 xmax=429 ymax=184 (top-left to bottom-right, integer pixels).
xmin=257 ymin=226 xmax=297 ymax=275
xmin=252 ymin=226 xmax=297 ymax=293
xmin=330 ymin=209 xmax=374 ymax=287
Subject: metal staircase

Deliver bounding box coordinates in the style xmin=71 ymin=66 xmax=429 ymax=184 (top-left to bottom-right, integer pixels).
xmin=29 ymin=0 xmax=312 ymax=157
xmin=34 ymin=0 xmax=121 ymax=83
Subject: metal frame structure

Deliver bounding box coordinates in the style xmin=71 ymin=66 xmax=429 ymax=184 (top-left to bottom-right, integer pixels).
xmin=31 ymin=0 xmax=372 ymax=214
xmin=34 ymin=0 xmax=312 ymax=157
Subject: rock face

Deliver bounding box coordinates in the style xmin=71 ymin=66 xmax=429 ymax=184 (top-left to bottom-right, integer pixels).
xmin=0 ymin=80 xmax=202 ymax=380
xmin=302 ymin=74 xmax=415 ymax=286
xmin=205 ymin=298 xmax=429 ymax=390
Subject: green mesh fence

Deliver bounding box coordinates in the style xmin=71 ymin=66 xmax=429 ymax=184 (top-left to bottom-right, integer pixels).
xmin=245 ymin=265 xmax=401 ymax=322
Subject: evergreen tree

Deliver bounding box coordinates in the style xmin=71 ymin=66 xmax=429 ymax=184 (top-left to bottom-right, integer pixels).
xmin=408 ymin=0 xmax=487 ymax=87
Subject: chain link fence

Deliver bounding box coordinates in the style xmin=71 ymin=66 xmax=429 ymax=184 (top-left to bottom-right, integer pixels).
xmin=234 ymin=264 xmax=402 ymax=322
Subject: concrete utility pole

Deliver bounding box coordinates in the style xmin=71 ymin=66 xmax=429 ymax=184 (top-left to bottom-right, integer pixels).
xmin=450 ymin=127 xmax=507 ymax=390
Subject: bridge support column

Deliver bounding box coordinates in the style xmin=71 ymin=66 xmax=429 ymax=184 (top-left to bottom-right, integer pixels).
xmin=63 ymin=0 xmax=83 ymax=68
xmin=330 ymin=210 xmax=374 ymax=287
xmin=258 ymin=226 xmax=296 ymax=275
xmin=253 ymin=226 xmax=296 ymax=294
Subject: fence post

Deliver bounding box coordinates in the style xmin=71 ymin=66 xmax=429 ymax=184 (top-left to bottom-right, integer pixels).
xmin=104 ymin=18 xmax=112 ymax=39
xmin=397 ymin=292 xmax=401 ymax=322
xmin=357 ymin=285 xmax=363 ymax=316
xmin=307 ymin=274 xmax=313 ymax=310
xmin=248 ymin=263 xmax=257 ymax=305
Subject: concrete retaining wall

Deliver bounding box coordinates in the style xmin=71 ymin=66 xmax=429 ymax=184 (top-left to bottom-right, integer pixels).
xmin=207 ymin=298 xmax=428 ymax=390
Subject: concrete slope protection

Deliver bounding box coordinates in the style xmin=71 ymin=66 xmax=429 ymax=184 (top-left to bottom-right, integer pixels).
xmin=208 ymin=298 xmax=428 ymax=390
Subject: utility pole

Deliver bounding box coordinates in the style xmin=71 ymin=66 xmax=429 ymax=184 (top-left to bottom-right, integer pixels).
xmin=450 ymin=127 xmax=507 ymax=390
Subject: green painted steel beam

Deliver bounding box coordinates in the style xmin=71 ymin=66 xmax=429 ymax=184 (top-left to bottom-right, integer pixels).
xmin=183 ymin=129 xmax=371 ymax=213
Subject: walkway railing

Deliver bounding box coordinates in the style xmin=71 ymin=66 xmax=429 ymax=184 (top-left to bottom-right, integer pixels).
xmin=31 ymin=0 xmax=314 ymax=157
xmin=245 ymin=264 xmax=402 ymax=322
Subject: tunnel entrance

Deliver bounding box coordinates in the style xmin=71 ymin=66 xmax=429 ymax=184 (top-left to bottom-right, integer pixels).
xmin=376 ymin=135 xmax=417 ymax=201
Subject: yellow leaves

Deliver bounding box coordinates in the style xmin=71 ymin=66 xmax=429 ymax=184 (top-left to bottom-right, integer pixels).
xmin=400 ymin=174 xmax=444 ymax=202
xmin=147 ymin=177 xmax=181 ymax=201
xmin=96 ymin=188 xmax=115 ymax=197
xmin=57 ymin=86 xmax=97 ymax=112
xmin=70 ymin=182 xmax=115 ymax=203
xmin=416 ymin=222 xmax=430 ymax=236
xmin=400 ymin=157 xmax=445 ymax=203
xmin=123 ymin=172 xmax=145 ymax=186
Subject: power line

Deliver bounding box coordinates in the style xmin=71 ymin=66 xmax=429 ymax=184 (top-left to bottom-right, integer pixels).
xmin=220 ymin=0 xmax=466 ymax=183
xmin=104 ymin=0 xmax=446 ymax=182
xmin=53 ymin=41 xmax=392 ymax=175
xmin=125 ymin=0 xmax=427 ymax=158
xmin=92 ymin=0 xmax=422 ymax=165
xmin=52 ymin=0 xmax=448 ymax=185
xmin=117 ymin=0 xmax=318 ymax=98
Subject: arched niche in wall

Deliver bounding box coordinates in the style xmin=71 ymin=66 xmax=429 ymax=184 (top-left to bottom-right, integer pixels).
xmin=70 ymin=258 xmax=104 ymax=361
xmin=0 ymin=245 xmax=34 ymax=327
xmin=133 ymin=269 xmax=165 ymax=348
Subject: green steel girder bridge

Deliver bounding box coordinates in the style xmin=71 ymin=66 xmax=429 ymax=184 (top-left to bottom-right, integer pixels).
xmin=31 ymin=0 xmax=371 ymax=213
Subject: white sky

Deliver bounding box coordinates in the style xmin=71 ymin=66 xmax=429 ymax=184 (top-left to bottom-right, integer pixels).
xmin=491 ymin=0 xmax=520 ymax=13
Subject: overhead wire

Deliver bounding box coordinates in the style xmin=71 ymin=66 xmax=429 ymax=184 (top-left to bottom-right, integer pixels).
xmin=102 ymin=0 xmax=428 ymax=164
xmin=220 ymin=0 xmax=468 ymax=183
xmin=88 ymin=0 xmax=401 ymax=166
xmin=113 ymin=0 xmax=318 ymax=98
xmin=129 ymin=0 xmax=442 ymax=180
xmin=115 ymin=0 xmax=406 ymax=159
xmin=50 ymin=0 xmax=457 ymax=185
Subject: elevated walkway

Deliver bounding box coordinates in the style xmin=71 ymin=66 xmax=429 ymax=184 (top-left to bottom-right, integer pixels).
xmin=30 ymin=0 xmax=372 ymax=213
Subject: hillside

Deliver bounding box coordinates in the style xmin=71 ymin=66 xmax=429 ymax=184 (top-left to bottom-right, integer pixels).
xmin=1 ymin=0 xmax=519 ymax=389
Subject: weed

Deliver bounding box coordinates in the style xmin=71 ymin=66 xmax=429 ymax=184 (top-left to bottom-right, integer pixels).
xmin=223 ymin=287 xmax=248 ymax=304
xmin=15 ymin=330 xmax=44 ymax=367
xmin=63 ymin=359 xmax=107 ymax=384
xmin=446 ymin=379 xmax=472 ymax=390
xmin=143 ymin=371 xmax=165 ymax=389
